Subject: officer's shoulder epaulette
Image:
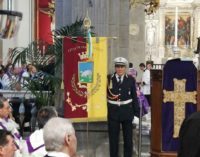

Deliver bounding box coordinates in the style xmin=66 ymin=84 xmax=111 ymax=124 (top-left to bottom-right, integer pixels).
xmin=107 ymin=74 xmax=115 ymax=79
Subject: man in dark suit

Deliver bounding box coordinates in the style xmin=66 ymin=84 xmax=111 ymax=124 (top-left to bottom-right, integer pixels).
xmin=107 ymin=57 xmax=139 ymax=157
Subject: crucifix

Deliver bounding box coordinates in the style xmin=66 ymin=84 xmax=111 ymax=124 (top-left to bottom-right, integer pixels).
xmin=163 ymin=78 xmax=197 ymax=138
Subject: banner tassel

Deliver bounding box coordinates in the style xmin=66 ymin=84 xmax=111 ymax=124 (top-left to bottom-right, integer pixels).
xmin=87 ymin=29 xmax=92 ymax=58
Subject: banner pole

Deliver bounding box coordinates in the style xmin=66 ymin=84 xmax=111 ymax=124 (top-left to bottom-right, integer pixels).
xmin=138 ymin=99 xmax=142 ymax=157
xmin=86 ymin=119 xmax=89 ymax=157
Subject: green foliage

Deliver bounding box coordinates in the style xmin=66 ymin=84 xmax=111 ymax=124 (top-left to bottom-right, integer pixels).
xmin=10 ymin=18 xmax=94 ymax=107
xmin=53 ymin=18 xmax=95 ymax=68
xmin=11 ymin=40 xmax=55 ymax=69
xmin=23 ymin=73 xmax=61 ymax=108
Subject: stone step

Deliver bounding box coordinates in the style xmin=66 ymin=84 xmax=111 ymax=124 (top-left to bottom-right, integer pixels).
xmin=141 ymin=152 xmax=150 ymax=157
xmin=141 ymin=143 xmax=150 ymax=153
xmin=75 ymin=122 xmax=151 ymax=157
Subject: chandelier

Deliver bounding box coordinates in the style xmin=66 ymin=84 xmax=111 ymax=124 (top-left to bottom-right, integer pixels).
xmin=0 ymin=0 xmax=23 ymax=39
xmin=130 ymin=0 xmax=159 ymax=15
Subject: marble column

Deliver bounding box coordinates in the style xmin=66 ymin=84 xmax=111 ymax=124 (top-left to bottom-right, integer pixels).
xmin=129 ymin=4 xmax=145 ymax=74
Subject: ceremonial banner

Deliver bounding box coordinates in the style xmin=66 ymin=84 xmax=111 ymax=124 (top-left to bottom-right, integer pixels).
xmin=64 ymin=37 xmax=87 ymax=119
xmin=87 ymin=38 xmax=107 ymax=119
xmin=64 ymin=37 xmax=107 ymax=121
xmin=162 ymin=59 xmax=197 ymax=151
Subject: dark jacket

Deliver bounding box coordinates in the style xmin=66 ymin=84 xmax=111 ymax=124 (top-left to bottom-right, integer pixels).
xmin=107 ymin=74 xmax=139 ymax=121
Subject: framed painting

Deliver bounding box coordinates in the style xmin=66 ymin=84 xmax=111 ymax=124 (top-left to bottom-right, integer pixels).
xmin=165 ymin=12 xmax=191 ymax=48
xmin=78 ymin=62 xmax=94 ymax=83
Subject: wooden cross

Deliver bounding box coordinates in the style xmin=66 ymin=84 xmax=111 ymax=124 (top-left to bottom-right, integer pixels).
xmin=163 ymin=78 xmax=197 ymax=138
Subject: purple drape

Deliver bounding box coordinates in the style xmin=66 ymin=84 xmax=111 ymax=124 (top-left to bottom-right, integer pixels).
xmin=162 ymin=59 xmax=197 ymax=151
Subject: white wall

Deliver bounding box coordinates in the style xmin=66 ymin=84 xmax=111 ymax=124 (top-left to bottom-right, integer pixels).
xmin=1 ymin=0 xmax=33 ymax=64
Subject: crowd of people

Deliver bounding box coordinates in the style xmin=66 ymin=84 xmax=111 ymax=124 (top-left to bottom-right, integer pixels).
xmin=0 ymin=61 xmax=52 ymax=91
xmin=0 ymin=62 xmax=39 ymax=90
xmin=0 ymin=57 xmax=199 ymax=157
xmin=0 ymin=57 xmax=152 ymax=157
xmin=0 ymin=96 xmax=78 ymax=157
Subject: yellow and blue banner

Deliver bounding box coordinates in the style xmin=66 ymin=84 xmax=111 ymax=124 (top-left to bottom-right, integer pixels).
xmin=64 ymin=37 xmax=107 ymax=122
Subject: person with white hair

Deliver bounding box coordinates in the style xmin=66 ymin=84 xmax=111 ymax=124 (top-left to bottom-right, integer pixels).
xmin=22 ymin=106 xmax=58 ymax=157
xmin=43 ymin=117 xmax=77 ymax=157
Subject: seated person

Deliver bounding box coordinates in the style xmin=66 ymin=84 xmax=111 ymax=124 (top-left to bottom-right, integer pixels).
xmin=0 ymin=65 xmax=11 ymax=90
xmin=22 ymin=106 xmax=58 ymax=157
xmin=43 ymin=117 xmax=78 ymax=157
xmin=178 ymin=111 xmax=200 ymax=157
xmin=0 ymin=130 xmax=16 ymax=157
xmin=0 ymin=97 xmax=22 ymax=157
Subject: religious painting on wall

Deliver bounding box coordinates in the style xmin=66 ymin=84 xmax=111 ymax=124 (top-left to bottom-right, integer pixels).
xmin=165 ymin=12 xmax=191 ymax=49
xmin=78 ymin=62 xmax=93 ymax=83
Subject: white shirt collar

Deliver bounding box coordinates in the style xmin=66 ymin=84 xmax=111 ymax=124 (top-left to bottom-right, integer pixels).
xmin=115 ymin=74 xmax=125 ymax=82
xmin=47 ymin=151 xmax=70 ymax=157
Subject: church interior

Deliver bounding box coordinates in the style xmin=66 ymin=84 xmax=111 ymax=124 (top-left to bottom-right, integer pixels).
xmin=0 ymin=0 xmax=200 ymax=157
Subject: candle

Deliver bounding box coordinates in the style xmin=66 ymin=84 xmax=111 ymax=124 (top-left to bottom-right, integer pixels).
xmin=174 ymin=7 xmax=178 ymax=47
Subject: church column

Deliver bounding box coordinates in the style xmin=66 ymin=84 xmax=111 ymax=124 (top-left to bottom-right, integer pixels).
xmin=193 ymin=7 xmax=200 ymax=48
xmin=129 ymin=4 xmax=145 ymax=72
xmin=108 ymin=0 xmax=130 ymax=72
xmin=55 ymin=0 xmax=73 ymax=28
xmin=0 ymin=1 xmax=3 ymax=60
xmin=119 ymin=0 xmax=129 ymax=57
xmin=108 ymin=0 xmax=120 ymax=73
xmin=158 ymin=7 xmax=165 ymax=63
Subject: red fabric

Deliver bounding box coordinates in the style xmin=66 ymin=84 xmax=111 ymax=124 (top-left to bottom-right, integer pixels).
xmin=38 ymin=13 xmax=52 ymax=44
xmin=39 ymin=0 xmax=49 ymax=6
xmin=64 ymin=37 xmax=88 ymax=118
xmin=37 ymin=0 xmax=53 ymax=44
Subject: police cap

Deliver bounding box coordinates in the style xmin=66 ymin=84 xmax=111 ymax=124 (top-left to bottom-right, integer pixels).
xmin=114 ymin=57 xmax=128 ymax=66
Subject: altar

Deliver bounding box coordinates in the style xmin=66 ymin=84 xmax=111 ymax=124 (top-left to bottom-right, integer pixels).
xmin=144 ymin=0 xmax=200 ymax=65
xmin=0 ymin=90 xmax=35 ymax=99
xmin=151 ymin=59 xmax=200 ymax=157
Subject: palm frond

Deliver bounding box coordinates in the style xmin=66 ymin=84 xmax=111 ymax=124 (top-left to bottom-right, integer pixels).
xmin=10 ymin=18 xmax=95 ymax=108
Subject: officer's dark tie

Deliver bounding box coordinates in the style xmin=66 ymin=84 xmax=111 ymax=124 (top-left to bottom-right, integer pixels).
xmin=118 ymin=76 xmax=122 ymax=84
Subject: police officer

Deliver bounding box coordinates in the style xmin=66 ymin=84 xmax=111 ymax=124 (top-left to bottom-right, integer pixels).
xmin=107 ymin=57 xmax=139 ymax=157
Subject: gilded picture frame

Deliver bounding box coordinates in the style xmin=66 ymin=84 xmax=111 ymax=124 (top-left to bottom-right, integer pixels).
xmin=165 ymin=12 xmax=191 ymax=49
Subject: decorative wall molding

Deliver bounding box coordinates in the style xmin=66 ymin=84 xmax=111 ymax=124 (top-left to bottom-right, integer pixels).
xmin=145 ymin=1 xmax=200 ymax=64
